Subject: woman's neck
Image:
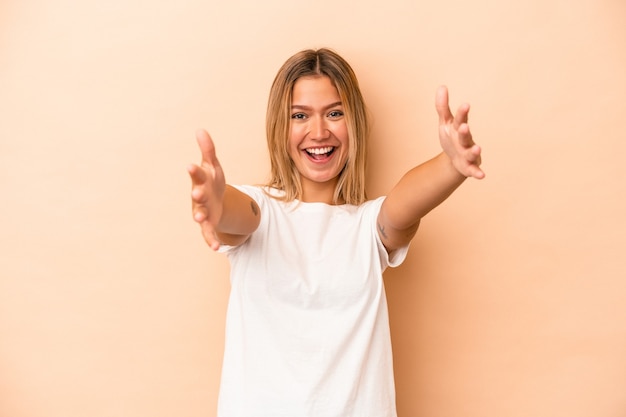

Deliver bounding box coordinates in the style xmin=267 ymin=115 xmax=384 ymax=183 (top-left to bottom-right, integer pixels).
xmin=300 ymin=178 xmax=344 ymax=205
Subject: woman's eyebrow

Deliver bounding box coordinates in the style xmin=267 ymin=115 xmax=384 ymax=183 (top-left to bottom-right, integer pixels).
xmin=291 ymin=101 xmax=343 ymax=110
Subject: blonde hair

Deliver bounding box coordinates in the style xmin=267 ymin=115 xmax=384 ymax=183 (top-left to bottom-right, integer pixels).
xmin=265 ymin=48 xmax=369 ymax=205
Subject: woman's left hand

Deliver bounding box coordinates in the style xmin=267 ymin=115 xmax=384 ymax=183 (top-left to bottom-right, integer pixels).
xmin=435 ymin=86 xmax=485 ymax=179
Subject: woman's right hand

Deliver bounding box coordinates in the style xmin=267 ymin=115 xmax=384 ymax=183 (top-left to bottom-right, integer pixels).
xmin=187 ymin=129 xmax=226 ymax=250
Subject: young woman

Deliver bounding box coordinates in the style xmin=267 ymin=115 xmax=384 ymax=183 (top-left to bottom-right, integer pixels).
xmin=188 ymin=48 xmax=483 ymax=417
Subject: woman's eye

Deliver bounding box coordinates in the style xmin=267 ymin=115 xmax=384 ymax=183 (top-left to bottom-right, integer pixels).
xmin=291 ymin=113 xmax=306 ymax=120
xmin=328 ymin=110 xmax=344 ymax=118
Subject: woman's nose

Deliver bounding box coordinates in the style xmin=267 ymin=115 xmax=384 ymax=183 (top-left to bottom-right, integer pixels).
xmin=309 ymin=117 xmax=330 ymax=140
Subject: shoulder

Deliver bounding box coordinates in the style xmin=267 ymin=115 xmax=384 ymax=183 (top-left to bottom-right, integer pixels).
xmin=358 ymin=196 xmax=387 ymax=217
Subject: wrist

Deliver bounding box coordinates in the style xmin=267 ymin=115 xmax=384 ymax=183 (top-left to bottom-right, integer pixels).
xmin=438 ymin=152 xmax=468 ymax=182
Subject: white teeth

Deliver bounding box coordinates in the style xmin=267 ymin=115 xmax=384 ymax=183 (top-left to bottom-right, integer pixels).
xmin=306 ymin=147 xmax=334 ymax=155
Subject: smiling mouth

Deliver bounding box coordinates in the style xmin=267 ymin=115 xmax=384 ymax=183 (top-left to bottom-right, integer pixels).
xmin=305 ymin=146 xmax=335 ymax=160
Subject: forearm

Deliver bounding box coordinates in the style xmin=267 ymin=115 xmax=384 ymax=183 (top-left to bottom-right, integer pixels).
xmin=216 ymin=185 xmax=260 ymax=238
xmin=383 ymin=152 xmax=466 ymax=230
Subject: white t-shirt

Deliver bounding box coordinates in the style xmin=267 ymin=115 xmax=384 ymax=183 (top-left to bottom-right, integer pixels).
xmin=217 ymin=186 xmax=409 ymax=417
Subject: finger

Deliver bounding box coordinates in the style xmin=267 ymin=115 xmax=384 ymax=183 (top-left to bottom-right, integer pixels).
xmin=435 ymin=85 xmax=453 ymax=124
xmin=193 ymin=205 xmax=207 ymax=222
xmin=459 ymin=143 xmax=480 ymax=162
xmin=199 ymin=220 xmax=221 ymax=251
xmin=191 ymin=185 xmax=207 ymax=206
xmin=457 ymin=123 xmax=474 ymax=148
xmin=453 ymin=103 xmax=470 ymax=130
xmin=195 ymin=129 xmax=219 ymax=166
xmin=470 ymin=165 xmax=485 ymax=179
xmin=187 ymin=163 xmax=207 ymax=185
xmin=467 ymin=146 xmax=485 ymax=179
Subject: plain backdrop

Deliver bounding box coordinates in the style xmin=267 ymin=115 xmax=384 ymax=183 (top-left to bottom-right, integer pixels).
xmin=1 ymin=0 xmax=625 ymax=416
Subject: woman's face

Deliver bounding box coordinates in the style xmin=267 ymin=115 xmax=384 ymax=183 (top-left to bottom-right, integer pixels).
xmin=288 ymin=75 xmax=349 ymax=193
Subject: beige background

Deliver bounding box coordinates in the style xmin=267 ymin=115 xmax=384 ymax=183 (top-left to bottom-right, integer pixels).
xmin=2 ymin=0 xmax=625 ymax=416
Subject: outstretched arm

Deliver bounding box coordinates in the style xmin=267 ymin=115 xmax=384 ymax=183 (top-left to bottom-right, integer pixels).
xmin=377 ymin=86 xmax=484 ymax=253
xmin=187 ymin=129 xmax=260 ymax=251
